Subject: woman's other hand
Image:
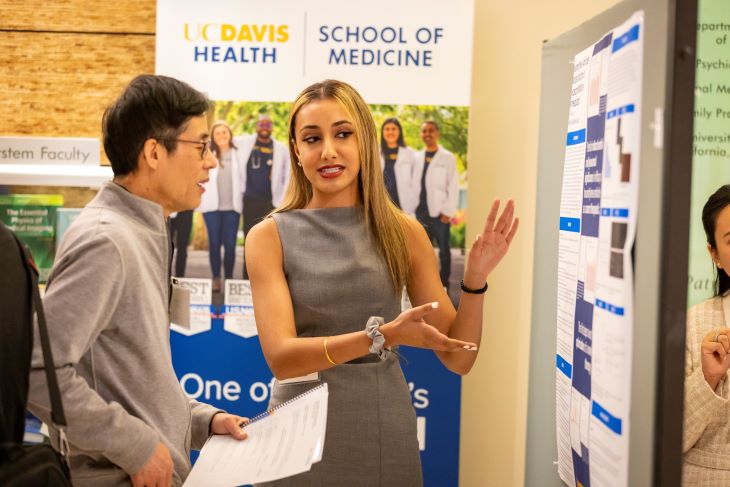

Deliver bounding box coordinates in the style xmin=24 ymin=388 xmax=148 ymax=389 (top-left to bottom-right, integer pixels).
xmin=462 ymin=199 xmax=519 ymax=289
xmin=701 ymin=328 xmax=730 ymax=390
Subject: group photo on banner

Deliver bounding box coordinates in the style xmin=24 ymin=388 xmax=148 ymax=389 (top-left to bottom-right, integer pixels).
xmin=175 ymin=100 xmax=468 ymax=307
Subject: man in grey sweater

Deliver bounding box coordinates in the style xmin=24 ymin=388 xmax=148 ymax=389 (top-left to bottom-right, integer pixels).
xmin=28 ymin=75 xmax=248 ymax=486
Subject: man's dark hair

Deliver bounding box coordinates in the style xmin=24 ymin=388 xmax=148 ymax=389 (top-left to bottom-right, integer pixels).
xmin=423 ymin=120 xmax=439 ymax=132
xmin=102 ymin=75 xmax=210 ymax=176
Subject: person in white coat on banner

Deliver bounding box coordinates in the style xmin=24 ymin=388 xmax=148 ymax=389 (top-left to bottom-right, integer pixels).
xmin=235 ymin=115 xmax=290 ymax=279
xmin=413 ymin=121 xmax=459 ymax=290
xmin=198 ymin=121 xmax=243 ymax=292
xmin=379 ymin=117 xmax=417 ymax=215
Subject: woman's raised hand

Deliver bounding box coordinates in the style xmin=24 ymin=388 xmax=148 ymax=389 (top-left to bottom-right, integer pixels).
xmin=701 ymin=328 xmax=730 ymax=390
xmin=380 ymin=302 xmax=478 ymax=352
xmin=463 ymin=199 xmax=519 ymax=286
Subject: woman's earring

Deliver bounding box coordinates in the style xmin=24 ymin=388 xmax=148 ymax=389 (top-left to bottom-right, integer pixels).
xmin=297 ymin=161 xmax=302 ymax=167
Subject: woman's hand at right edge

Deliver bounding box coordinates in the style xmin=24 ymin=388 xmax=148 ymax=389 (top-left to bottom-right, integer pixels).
xmin=701 ymin=328 xmax=730 ymax=390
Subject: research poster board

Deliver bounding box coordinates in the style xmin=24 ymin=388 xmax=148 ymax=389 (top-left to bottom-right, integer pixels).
xmin=555 ymin=11 xmax=643 ymax=487
xmin=686 ymin=0 xmax=730 ymax=307
xmin=157 ymin=1 xmax=474 ymax=485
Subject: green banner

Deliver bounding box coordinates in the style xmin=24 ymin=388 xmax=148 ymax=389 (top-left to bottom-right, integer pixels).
xmin=0 ymin=194 xmax=64 ymax=282
xmin=687 ymin=0 xmax=730 ymax=307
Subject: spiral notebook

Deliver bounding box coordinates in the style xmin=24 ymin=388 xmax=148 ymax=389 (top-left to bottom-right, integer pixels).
xmin=245 ymin=382 xmax=327 ymax=428
xmin=184 ymin=382 xmax=329 ymax=487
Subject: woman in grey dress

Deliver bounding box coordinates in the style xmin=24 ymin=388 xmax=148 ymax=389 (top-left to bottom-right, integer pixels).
xmin=246 ymin=80 xmax=518 ymax=486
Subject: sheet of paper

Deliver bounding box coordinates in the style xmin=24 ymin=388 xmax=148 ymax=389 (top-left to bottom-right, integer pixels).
xmin=588 ymin=13 xmax=642 ymax=487
xmin=556 ymin=43 xmax=591 ymax=487
xmin=184 ymin=383 xmax=328 ymax=487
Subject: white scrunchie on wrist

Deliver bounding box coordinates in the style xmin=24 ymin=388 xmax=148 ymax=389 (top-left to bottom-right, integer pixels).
xmin=365 ymin=316 xmax=391 ymax=361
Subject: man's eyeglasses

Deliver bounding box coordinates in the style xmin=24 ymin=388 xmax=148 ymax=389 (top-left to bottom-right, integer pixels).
xmin=155 ymin=137 xmax=211 ymax=160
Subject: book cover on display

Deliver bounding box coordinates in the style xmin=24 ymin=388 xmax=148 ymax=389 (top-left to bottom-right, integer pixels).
xmin=0 ymin=194 xmax=63 ymax=282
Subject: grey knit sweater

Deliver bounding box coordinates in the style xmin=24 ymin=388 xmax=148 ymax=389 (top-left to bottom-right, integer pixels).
xmin=28 ymin=182 xmax=220 ymax=486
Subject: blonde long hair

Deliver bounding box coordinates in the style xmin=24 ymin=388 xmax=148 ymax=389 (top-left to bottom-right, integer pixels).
xmin=276 ymin=80 xmax=410 ymax=292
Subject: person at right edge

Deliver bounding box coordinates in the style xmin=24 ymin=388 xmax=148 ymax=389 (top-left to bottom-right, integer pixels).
xmin=684 ymin=184 xmax=730 ymax=485
xmin=413 ymin=120 xmax=459 ymax=291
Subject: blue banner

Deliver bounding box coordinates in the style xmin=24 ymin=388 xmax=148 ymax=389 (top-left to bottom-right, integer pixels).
xmin=171 ymin=311 xmax=461 ymax=487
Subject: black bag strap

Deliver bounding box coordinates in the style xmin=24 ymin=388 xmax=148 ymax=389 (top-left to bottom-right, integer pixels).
xmin=11 ymin=234 xmax=67 ymax=428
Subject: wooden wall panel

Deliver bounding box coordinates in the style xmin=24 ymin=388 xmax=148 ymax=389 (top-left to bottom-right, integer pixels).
xmin=0 ymin=31 xmax=155 ymax=155
xmin=0 ymin=0 xmax=156 ymax=34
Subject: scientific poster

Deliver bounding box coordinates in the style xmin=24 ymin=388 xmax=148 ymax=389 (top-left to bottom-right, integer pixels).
xmin=555 ymin=11 xmax=643 ymax=487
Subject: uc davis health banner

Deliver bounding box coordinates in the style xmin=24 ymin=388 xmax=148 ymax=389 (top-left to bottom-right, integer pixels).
xmin=158 ymin=2 xmax=473 ymax=486
xmin=156 ymin=0 xmax=473 ymax=105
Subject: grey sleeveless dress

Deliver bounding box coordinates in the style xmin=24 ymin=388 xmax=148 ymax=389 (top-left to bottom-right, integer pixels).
xmin=258 ymin=206 xmax=422 ymax=487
